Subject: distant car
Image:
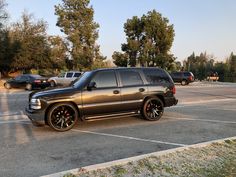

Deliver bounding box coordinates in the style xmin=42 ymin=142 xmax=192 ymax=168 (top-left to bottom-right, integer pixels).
xmin=4 ymin=74 xmax=50 ymax=91
xmin=207 ymin=72 xmax=219 ymax=82
xmin=170 ymin=71 xmax=194 ymax=85
xmin=48 ymin=71 xmax=82 ymax=87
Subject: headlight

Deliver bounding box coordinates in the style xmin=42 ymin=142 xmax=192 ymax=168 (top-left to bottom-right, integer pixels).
xmin=30 ymin=98 xmax=41 ymax=110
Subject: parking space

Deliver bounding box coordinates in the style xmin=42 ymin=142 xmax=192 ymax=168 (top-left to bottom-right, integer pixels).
xmin=0 ymin=83 xmax=236 ymax=177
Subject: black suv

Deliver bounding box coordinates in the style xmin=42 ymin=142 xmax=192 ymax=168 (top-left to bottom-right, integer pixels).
xmin=170 ymin=71 xmax=194 ymax=85
xmin=26 ymin=68 xmax=178 ymax=131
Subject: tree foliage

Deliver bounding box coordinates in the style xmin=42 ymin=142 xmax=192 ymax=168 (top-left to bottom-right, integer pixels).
xmin=0 ymin=0 xmax=8 ymax=29
xmin=0 ymin=12 xmax=69 ymax=75
xmin=9 ymin=12 xmax=51 ymax=71
xmin=183 ymin=52 xmax=236 ymax=82
xmin=55 ymin=0 xmax=104 ymax=70
xmin=48 ymin=35 xmax=67 ymax=70
xmin=114 ymin=10 xmax=175 ymax=69
xmin=112 ymin=51 xmax=128 ymax=67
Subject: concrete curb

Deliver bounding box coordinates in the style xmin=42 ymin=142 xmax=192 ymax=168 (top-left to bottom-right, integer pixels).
xmin=42 ymin=136 xmax=236 ymax=177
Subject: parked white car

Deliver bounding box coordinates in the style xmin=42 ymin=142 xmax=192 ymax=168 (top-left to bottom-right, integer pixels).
xmin=48 ymin=71 xmax=82 ymax=87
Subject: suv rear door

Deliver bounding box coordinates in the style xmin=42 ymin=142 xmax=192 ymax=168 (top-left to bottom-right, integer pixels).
xmin=82 ymin=70 xmax=122 ymax=117
xmin=118 ymin=69 xmax=147 ymax=112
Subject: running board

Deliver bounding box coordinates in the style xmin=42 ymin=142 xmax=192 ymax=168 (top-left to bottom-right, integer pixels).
xmin=84 ymin=112 xmax=140 ymax=121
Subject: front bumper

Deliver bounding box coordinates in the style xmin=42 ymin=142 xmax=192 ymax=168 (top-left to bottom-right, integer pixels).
xmin=25 ymin=107 xmax=45 ymax=126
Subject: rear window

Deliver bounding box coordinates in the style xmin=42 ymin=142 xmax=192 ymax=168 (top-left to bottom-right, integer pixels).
xmin=143 ymin=68 xmax=171 ymax=84
xmin=171 ymin=72 xmax=182 ymax=77
xmin=184 ymin=72 xmax=192 ymax=77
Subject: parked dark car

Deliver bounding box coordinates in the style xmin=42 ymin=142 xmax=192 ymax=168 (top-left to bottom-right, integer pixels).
xmin=4 ymin=74 xmax=50 ymax=91
xmin=170 ymin=71 xmax=194 ymax=85
xmin=26 ymin=67 xmax=178 ymax=131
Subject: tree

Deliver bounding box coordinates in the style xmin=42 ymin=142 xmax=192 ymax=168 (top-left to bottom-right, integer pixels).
xmin=0 ymin=12 xmax=52 ymax=74
xmin=0 ymin=0 xmax=8 ymax=29
xmin=121 ymin=10 xmax=175 ymax=68
xmin=9 ymin=12 xmax=51 ymax=71
xmin=226 ymin=52 xmax=236 ymax=82
xmin=48 ymin=35 xmax=67 ymax=70
xmin=112 ymin=51 xmax=128 ymax=67
xmin=55 ymin=0 xmax=101 ymax=70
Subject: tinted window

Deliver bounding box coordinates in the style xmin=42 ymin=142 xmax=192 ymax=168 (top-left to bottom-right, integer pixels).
xmin=74 ymin=72 xmax=81 ymax=77
xmin=120 ymin=70 xmax=143 ymax=86
xmin=172 ymin=72 xmax=182 ymax=77
xmin=73 ymin=71 xmax=92 ymax=88
xmin=66 ymin=72 xmax=73 ymax=78
xmin=31 ymin=75 xmax=42 ymax=79
xmin=143 ymin=69 xmax=170 ymax=84
xmin=14 ymin=76 xmax=22 ymax=81
xmin=183 ymin=72 xmax=192 ymax=77
xmin=18 ymin=75 xmax=29 ymax=81
xmin=91 ymin=71 xmax=117 ymax=88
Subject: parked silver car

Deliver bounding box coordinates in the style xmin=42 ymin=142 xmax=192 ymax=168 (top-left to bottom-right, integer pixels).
xmin=48 ymin=71 xmax=82 ymax=87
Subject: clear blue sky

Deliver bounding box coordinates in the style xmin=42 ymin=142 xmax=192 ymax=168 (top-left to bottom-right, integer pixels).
xmin=7 ymin=0 xmax=236 ymax=62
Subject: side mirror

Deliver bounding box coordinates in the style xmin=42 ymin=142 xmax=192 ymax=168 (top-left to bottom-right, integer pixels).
xmin=87 ymin=81 xmax=97 ymax=91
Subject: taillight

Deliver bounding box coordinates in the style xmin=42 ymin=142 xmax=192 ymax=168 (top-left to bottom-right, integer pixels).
xmin=189 ymin=76 xmax=193 ymax=81
xmin=172 ymin=86 xmax=176 ymax=94
xmin=34 ymin=80 xmax=41 ymax=83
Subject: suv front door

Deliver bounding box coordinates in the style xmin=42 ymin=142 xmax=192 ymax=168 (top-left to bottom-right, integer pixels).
xmin=82 ymin=70 xmax=122 ymax=117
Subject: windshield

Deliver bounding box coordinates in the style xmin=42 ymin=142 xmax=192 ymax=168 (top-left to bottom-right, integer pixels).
xmin=72 ymin=71 xmax=93 ymax=88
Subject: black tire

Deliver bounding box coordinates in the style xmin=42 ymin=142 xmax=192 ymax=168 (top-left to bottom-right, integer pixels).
xmin=181 ymin=80 xmax=187 ymax=86
xmin=4 ymin=83 xmax=11 ymax=89
xmin=47 ymin=103 xmax=78 ymax=131
xmin=142 ymin=97 xmax=164 ymax=121
xmin=50 ymin=80 xmax=56 ymax=87
xmin=26 ymin=83 xmax=32 ymax=91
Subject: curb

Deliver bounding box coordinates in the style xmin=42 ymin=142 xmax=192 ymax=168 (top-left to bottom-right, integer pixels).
xmin=42 ymin=136 xmax=236 ymax=177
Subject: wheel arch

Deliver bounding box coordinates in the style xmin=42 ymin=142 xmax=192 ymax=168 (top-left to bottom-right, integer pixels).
xmin=44 ymin=101 xmax=81 ymax=125
xmin=48 ymin=78 xmax=57 ymax=84
xmin=143 ymin=94 xmax=165 ymax=106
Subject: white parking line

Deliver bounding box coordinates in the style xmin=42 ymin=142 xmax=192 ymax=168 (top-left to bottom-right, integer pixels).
xmin=72 ymin=129 xmax=187 ymax=147
xmin=177 ymin=98 xmax=236 ymax=106
xmin=0 ymin=119 xmax=30 ymax=124
xmin=166 ymin=117 xmax=236 ymax=124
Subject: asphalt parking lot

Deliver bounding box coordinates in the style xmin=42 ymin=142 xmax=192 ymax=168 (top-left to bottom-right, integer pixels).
xmin=0 ymin=82 xmax=236 ymax=177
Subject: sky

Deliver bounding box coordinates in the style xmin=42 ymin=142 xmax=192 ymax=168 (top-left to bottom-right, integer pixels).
xmin=6 ymin=0 xmax=236 ymax=62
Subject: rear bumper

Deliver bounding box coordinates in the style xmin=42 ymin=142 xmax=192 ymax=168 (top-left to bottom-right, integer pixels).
xmin=25 ymin=107 xmax=45 ymax=126
xmin=164 ymin=96 xmax=178 ymax=107
xmin=32 ymin=82 xmax=50 ymax=89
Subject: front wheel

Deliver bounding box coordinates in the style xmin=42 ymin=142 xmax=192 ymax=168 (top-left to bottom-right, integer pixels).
xmin=50 ymin=80 xmax=56 ymax=87
xmin=4 ymin=83 xmax=11 ymax=89
xmin=142 ymin=97 xmax=164 ymax=121
xmin=47 ymin=103 xmax=78 ymax=131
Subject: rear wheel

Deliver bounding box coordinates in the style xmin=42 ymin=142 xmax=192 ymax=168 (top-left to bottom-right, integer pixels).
xmin=181 ymin=80 xmax=187 ymax=86
xmin=26 ymin=83 xmax=32 ymax=91
xmin=47 ymin=103 xmax=78 ymax=131
xmin=142 ymin=97 xmax=164 ymax=121
xmin=4 ymin=83 xmax=11 ymax=89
